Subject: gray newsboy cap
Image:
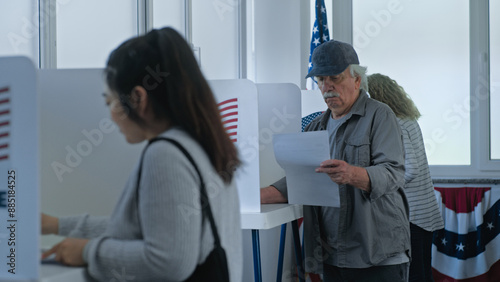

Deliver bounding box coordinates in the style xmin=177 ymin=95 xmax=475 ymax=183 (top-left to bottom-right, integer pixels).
xmin=306 ymin=40 xmax=359 ymax=78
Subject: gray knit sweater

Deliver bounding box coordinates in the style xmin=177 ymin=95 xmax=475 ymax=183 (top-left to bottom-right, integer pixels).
xmin=58 ymin=128 xmax=243 ymax=281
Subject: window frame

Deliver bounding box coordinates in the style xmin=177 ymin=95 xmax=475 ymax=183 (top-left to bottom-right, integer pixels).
xmin=38 ymin=0 xmax=192 ymax=69
xmin=28 ymin=0 xmax=500 ymax=176
xmin=333 ymin=0 xmax=500 ymax=178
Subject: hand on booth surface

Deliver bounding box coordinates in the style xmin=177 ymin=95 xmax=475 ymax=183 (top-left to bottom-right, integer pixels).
xmin=41 ymin=238 xmax=89 ymax=266
xmin=41 ymin=212 xmax=89 ymax=266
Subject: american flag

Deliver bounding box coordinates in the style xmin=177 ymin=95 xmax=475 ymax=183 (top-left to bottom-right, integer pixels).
xmin=218 ymin=98 xmax=238 ymax=142
xmin=302 ymin=111 xmax=324 ymax=132
xmin=306 ymin=0 xmax=330 ymax=90
xmin=432 ymin=187 xmax=500 ymax=281
xmin=0 ymin=86 xmax=10 ymax=161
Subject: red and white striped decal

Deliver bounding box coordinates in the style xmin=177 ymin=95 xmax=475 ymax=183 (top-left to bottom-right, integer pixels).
xmin=0 ymin=86 xmax=11 ymax=161
xmin=218 ymin=98 xmax=238 ymax=143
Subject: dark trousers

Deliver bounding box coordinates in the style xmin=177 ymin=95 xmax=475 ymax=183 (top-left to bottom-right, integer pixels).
xmin=409 ymin=223 xmax=435 ymax=282
xmin=323 ymin=262 xmax=409 ymax=282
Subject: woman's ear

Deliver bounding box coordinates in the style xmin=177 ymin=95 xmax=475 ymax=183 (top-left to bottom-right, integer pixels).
xmin=130 ymin=86 xmax=149 ymax=118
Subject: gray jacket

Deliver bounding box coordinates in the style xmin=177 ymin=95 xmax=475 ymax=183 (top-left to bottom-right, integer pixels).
xmin=273 ymin=91 xmax=410 ymax=272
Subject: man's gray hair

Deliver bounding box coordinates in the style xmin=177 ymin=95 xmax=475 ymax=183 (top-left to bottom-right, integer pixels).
xmin=349 ymin=64 xmax=369 ymax=92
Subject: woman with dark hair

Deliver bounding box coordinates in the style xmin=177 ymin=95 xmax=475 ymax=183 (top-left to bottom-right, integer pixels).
xmin=368 ymin=73 xmax=444 ymax=282
xmin=41 ymin=27 xmax=243 ymax=281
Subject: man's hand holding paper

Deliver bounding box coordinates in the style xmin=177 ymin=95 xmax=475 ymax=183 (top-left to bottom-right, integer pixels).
xmin=272 ymin=131 xmax=340 ymax=207
xmin=316 ymin=159 xmax=371 ymax=193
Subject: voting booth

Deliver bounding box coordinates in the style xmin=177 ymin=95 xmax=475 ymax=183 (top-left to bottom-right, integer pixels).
xmin=0 ymin=55 xmax=304 ymax=281
xmin=40 ymin=76 xmax=301 ymax=217
xmin=209 ymin=81 xmax=302 ymax=213
xmin=0 ymin=57 xmax=39 ymax=280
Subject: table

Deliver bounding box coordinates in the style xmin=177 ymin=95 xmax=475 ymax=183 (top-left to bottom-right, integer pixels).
xmin=241 ymin=204 xmax=304 ymax=282
xmin=40 ymin=263 xmax=86 ymax=282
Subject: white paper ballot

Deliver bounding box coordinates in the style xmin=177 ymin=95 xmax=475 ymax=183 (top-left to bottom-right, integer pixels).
xmin=273 ymin=131 xmax=340 ymax=207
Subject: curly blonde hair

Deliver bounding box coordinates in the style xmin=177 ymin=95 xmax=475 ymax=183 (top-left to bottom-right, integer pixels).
xmin=367 ymin=73 xmax=421 ymax=120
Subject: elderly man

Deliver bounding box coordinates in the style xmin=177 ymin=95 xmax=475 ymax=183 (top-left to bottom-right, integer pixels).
xmin=261 ymin=40 xmax=410 ymax=281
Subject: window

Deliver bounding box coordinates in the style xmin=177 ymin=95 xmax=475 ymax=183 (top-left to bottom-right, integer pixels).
xmin=0 ymin=1 xmax=242 ymax=79
xmin=490 ymin=0 xmax=500 ymax=160
xmin=0 ymin=1 xmax=39 ymax=66
xmin=56 ymin=0 xmax=137 ymax=68
xmin=352 ymin=0 xmax=470 ymax=166
xmin=192 ymin=0 xmax=240 ymax=79
xmin=152 ymin=0 xmax=184 ymax=34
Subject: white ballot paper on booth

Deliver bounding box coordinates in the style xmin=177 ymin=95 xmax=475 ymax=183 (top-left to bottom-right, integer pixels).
xmin=273 ymin=131 xmax=340 ymax=207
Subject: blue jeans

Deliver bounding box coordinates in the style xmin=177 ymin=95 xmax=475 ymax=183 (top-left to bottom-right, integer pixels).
xmin=323 ymin=263 xmax=409 ymax=282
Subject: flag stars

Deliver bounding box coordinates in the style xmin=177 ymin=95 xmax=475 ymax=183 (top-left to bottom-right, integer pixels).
xmin=487 ymin=222 xmax=494 ymax=230
xmin=307 ymin=1 xmax=330 ymax=90
xmin=441 ymin=238 xmax=447 ymax=246
xmin=456 ymin=242 xmax=465 ymax=252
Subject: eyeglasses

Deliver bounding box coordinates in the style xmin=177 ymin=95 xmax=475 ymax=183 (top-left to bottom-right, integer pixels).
xmin=316 ymin=72 xmax=346 ymax=84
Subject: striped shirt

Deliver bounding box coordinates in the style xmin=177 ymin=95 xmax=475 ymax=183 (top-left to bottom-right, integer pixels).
xmin=398 ymin=118 xmax=444 ymax=232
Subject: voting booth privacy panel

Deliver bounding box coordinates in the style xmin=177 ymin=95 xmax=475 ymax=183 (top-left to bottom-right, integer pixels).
xmin=40 ymin=75 xmax=301 ymax=217
xmin=256 ymin=84 xmax=301 ymax=189
xmin=209 ymin=80 xmax=302 ymax=213
xmin=209 ymin=80 xmax=260 ymax=213
xmin=0 ymin=57 xmax=39 ymax=279
xmin=38 ymin=68 xmax=144 ymax=221
xmin=38 ymin=71 xmax=301 ymax=218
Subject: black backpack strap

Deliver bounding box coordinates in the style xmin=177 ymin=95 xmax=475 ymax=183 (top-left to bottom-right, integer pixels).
xmin=135 ymin=137 xmax=222 ymax=247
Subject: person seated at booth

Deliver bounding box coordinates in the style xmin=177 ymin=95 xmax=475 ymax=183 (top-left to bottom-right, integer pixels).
xmin=41 ymin=27 xmax=243 ymax=281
